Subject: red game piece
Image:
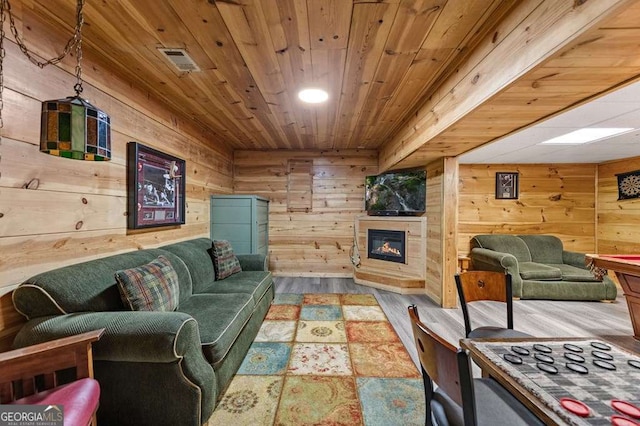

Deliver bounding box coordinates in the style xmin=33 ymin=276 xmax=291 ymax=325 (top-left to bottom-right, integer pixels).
xmin=612 ymin=400 xmax=640 ymax=419
xmin=560 ymin=398 xmax=591 ymax=417
xmin=611 ymin=415 xmax=640 ymax=426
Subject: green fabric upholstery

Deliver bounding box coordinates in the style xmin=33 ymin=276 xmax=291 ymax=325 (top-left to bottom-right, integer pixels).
xmin=549 ymin=264 xmax=602 ymax=282
xmin=177 ymin=293 xmax=254 ymax=365
xmin=563 ymin=250 xmax=587 ymax=268
xmin=11 ymin=237 xmax=274 ymax=426
xmin=236 ymin=253 xmax=268 ymax=271
xmin=116 ymin=255 xmax=180 ymax=311
xmin=469 ymin=234 xmax=617 ymax=301
xmin=160 ymin=238 xmax=217 ymax=293
xmin=518 ymin=262 xmax=562 ymax=280
xmin=198 ymin=271 xmax=273 ymax=306
xmin=12 ymin=249 xmax=193 ymax=319
xmin=471 ymin=235 xmax=532 ymax=262
xmin=517 ymin=234 xmax=564 ymax=263
xmin=213 ymin=286 xmax=274 ymax=392
xmin=13 ymin=311 xmax=203 ymax=363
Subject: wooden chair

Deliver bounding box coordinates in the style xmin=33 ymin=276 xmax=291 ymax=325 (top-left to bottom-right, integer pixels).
xmin=0 ymin=329 xmax=104 ymax=426
xmin=408 ymin=305 xmax=543 ymax=426
xmin=455 ymin=271 xmax=531 ymax=339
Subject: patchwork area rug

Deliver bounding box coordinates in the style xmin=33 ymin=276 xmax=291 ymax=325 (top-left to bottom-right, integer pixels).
xmin=208 ymin=293 xmax=425 ymax=425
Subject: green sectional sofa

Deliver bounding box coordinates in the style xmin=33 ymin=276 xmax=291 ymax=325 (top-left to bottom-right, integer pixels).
xmin=469 ymin=234 xmax=617 ymax=301
xmin=11 ymin=237 xmax=273 ymax=426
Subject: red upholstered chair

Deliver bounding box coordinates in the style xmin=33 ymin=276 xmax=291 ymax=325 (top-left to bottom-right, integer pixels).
xmin=0 ymin=329 xmax=104 ymax=426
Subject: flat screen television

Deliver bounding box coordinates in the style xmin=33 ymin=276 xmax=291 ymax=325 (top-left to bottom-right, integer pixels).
xmin=365 ymin=170 xmax=426 ymax=216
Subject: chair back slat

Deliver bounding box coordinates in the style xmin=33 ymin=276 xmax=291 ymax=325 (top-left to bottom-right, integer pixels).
xmin=408 ymin=305 xmax=463 ymax=406
xmin=456 ymin=271 xmax=510 ymax=303
xmin=0 ymin=382 xmax=13 ymax=404
xmin=20 ymin=377 xmax=35 ymax=399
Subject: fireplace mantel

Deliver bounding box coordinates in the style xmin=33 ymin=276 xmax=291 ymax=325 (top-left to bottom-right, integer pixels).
xmin=353 ymin=215 xmax=426 ymax=294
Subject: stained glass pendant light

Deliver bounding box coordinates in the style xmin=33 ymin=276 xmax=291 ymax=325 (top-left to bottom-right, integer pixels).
xmin=41 ymin=96 xmax=111 ymax=161
xmin=38 ymin=0 xmax=111 ymax=161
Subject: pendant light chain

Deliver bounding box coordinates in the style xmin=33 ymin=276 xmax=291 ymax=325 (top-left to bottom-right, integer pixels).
xmin=0 ymin=0 xmax=85 ymax=129
xmin=0 ymin=0 xmax=7 ymax=130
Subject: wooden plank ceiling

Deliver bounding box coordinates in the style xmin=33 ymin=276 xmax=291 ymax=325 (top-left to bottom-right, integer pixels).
xmin=19 ymin=0 xmax=515 ymax=150
xmin=17 ymin=0 xmax=640 ymax=169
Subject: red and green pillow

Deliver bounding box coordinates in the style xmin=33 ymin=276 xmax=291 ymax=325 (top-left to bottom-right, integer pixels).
xmin=211 ymin=240 xmax=242 ymax=280
xmin=115 ymin=255 xmax=180 ymax=311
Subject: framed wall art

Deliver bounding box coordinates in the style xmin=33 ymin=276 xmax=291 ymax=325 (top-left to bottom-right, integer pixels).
xmin=616 ymin=169 xmax=640 ymax=200
xmin=127 ymin=142 xmax=186 ymax=229
xmin=495 ymin=172 xmax=519 ymax=200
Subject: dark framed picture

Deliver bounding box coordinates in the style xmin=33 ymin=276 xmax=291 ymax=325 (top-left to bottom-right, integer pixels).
xmin=495 ymin=172 xmax=519 ymax=200
xmin=127 ymin=142 xmax=186 ymax=229
xmin=616 ymin=169 xmax=640 ymax=200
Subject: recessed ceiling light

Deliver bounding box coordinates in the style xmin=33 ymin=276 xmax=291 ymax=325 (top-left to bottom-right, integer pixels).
xmin=298 ymin=88 xmax=329 ymax=104
xmin=539 ymin=128 xmax=634 ymax=145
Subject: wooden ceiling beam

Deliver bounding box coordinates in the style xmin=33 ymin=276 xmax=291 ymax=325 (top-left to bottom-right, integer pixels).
xmin=380 ymin=0 xmax=638 ymax=171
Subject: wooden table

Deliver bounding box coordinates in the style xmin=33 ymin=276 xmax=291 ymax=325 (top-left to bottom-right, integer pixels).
xmin=586 ymin=254 xmax=640 ymax=341
xmin=460 ymin=337 xmax=640 ymax=426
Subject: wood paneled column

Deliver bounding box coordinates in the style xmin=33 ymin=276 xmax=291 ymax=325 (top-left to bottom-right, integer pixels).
xmin=425 ymin=157 xmax=458 ymax=308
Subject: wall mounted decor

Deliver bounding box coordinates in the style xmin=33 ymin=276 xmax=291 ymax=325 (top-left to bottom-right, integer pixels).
xmin=127 ymin=142 xmax=185 ymax=229
xmin=616 ymin=169 xmax=640 ymax=200
xmin=495 ymin=172 xmax=519 ymax=199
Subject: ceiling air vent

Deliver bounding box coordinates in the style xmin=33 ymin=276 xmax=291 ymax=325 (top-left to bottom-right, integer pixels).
xmin=157 ymin=48 xmax=201 ymax=72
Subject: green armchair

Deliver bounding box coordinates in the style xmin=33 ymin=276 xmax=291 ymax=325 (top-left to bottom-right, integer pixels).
xmin=470 ymin=234 xmax=617 ymax=301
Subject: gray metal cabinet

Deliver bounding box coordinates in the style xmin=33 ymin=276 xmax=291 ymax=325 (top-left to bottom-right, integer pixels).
xmin=210 ymin=195 xmax=269 ymax=256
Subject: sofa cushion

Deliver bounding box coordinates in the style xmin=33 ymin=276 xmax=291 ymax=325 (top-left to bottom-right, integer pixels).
xmin=548 ymin=264 xmax=602 ymax=282
xmin=115 ymin=255 xmax=180 ymax=311
xmin=198 ymin=271 xmax=273 ymax=306
xmin=177 ymin=293 xmax=254 ymax=365
xmin=160 ymin=238 xmax=216 ymax=293
xmin=471 ymin=235 xmax=532 ymax=262
xmin=517 ymin=235 xmax=564 ymax=264
xmin=211 ymin=240 xmax=242 ymax=280
xmin=13 ymin=249 xmax=192 ymax=319
xmin=518 ymin=262 xmax=562 ymax=280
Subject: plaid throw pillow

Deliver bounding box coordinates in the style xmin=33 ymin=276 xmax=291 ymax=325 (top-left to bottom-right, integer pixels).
xmin=115 ymin=255 xmax=180 ymax=311
xmin=211 ymin=240 xmax=242 ymax=280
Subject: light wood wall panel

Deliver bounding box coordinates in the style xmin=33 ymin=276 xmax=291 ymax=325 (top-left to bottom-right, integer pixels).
xmin=457 ymin=164 xmax=597 ymax=257
xmin=425 ymin=160 xmax=443 ymax=305
xmin=234 ymin=150 xmax=377 ymax=276
xmin=597 ymin=156 xmax=640 ymax=253
xmin=0 ymin=36 xmax=233 ymax=349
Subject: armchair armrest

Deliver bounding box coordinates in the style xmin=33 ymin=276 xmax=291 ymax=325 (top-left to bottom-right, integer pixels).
xmin=562 ymin=250 xmax=587 ymax=269
xmin=13 ymin=311 xmax=204 ymax=364
xmin=0 ymin=329 xmax=104 ymax=403
xmin=236 ymin=253 xmax=268 ymax=271
xmin=469 ymin=248 xmax=523 ymax=297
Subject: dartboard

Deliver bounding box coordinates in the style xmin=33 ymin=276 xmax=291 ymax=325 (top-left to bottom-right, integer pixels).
xmin=620 ymin=174 xmax=640 ymax=197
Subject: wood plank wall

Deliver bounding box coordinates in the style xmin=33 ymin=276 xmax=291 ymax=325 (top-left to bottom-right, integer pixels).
xmin=458 ymin=164 xmax=597 ymax=257
xmin=0 ymin=32 xmax=233 ymax=349
xmin=597 ymin=156 xmax=640 ymax=253
xmin=425 ymin=160 xmax=444 ymax=304
xmin=233 ymin=150 xmax=377 ymax=276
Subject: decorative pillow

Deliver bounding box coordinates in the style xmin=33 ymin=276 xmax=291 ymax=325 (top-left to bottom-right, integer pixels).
xmin=115 ymin=255 xmax=180 ymax=311
xmin=211 ymin=240 xmax=242 ymax=280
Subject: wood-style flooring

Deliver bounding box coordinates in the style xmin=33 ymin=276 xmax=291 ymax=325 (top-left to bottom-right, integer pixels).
xmin=274 ymin=277 xmax=635 ymax=368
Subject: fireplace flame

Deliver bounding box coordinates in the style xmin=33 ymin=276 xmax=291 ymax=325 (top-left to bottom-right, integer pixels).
xmin=372 ymin=241 xmax=401 ymax=257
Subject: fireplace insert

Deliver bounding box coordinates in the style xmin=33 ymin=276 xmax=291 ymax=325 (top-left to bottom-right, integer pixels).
xmin=367 ymin=229 xmax=406 ymax=264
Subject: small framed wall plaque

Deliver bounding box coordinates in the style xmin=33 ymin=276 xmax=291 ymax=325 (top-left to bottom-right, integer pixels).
xmin=495 ymin=172 xmax=519 ymax=200
xmin=127 ymin=142 xmax=186 ymax=229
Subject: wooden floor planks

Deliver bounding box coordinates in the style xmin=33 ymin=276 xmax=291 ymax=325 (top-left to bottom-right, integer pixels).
xmin=274 ymin=277 xmax=634 ymax=368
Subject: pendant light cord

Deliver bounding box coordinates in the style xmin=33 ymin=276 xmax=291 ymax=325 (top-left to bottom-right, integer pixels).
xmin=0 ymin=0 xmax=85 ymax=129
